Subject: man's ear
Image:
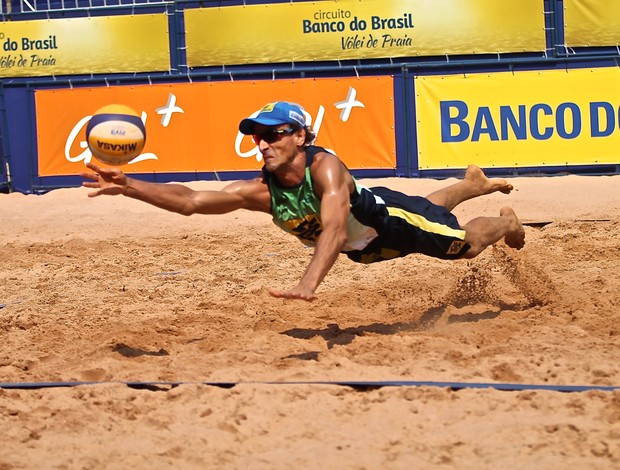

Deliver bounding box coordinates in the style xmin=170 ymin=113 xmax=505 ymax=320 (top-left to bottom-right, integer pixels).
xmin=294 ymin=128 xmax=306 ymax=146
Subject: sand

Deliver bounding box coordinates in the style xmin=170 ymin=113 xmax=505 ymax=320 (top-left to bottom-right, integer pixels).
xmin=0 ymin=172 xmax=619 ymax=469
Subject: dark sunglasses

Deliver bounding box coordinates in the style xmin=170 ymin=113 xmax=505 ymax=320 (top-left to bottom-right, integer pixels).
xmin=252 ymin=127 xmax=296 ymax=145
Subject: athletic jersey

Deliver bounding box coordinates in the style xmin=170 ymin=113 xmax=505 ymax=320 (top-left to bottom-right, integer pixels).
xmin=263 ymin=146 xmax=469 ymax=263
xmin=263 ymin=146 xmax=378 ymax=251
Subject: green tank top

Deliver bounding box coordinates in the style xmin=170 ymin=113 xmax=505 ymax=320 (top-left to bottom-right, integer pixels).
xmin=264 ymin=146 xmax=377 ymax=250
xmin=268 ymin=164 xmax=323 ymax=246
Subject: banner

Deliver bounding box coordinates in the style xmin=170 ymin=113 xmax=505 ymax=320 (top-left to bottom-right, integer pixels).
xmin=415 ymin=68 xmax=620 ymax=169
xmin=564 ymin=0 xmax=620 ymax=47
xmin=185 ymin=0 xmax=545 ymax=66
xmin=35 ymin=76 xmax=395 ymax=176
xmin=0 ymin=15 xmax=169 ymax=77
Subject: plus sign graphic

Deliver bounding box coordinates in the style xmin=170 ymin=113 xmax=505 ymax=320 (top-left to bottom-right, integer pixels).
xmin=156 ymin=93 xmax=184 ymax=127
xmin=334 ymin=86 xmax=365 ymax=122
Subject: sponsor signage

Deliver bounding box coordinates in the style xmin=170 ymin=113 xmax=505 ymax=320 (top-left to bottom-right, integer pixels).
xmin=564 ymin=0 xmax=620 ymax=47
xmin=35 ymin=76 xmax=396 ymax=176
xmin=0 ymin=15 xmax=170 ymax=77
xmin=185 ymin=0 xmax=545 ymax=66
xmin=415 ymin=68 xmax=620 ymax=169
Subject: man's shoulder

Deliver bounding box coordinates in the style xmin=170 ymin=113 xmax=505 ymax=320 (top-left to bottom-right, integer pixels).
xmin=308 ymin=146 xmax=354 ymax=192
xmin=308 ymin=146 xmax=340 ymax=164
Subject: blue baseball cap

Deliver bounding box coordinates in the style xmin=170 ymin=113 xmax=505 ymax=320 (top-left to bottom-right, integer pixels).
xmin=239 ymin=102 xmax=306 ymax=134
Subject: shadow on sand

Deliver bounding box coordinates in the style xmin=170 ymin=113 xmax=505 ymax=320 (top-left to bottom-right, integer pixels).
xmin=281 ymin=300 xmax=529 ymax=349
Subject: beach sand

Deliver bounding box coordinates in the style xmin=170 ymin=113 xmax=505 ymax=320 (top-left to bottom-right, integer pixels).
xmin=0 ymin=172 xmax=619 ymax=468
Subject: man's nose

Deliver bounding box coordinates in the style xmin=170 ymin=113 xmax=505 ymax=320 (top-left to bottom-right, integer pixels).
xmin=258 ymin=138 xmax=271 ymax=151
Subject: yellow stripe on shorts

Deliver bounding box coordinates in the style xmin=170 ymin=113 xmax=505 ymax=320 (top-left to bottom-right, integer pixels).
xmin=387 ymin=207 xmax=467 ymax=240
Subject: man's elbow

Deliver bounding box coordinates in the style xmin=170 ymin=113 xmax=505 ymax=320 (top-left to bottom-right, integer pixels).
xmin=178 ymin=203 xmax=197 ymax=216
xmin=178 ymin=192 xmax=205 ymax=216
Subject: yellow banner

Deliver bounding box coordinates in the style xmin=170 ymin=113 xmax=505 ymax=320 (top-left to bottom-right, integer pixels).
xmin=564 ymin=0 xmax=620 ymax=47
xmin=415 ymin=68 xmax=620 ymax=169
xmin=185 ymin=0 xmax=545 ymax=66
xmin=0 ymin=15 xmax=169 ymax=77
xmin=35 ymin=76 xmax=395 ymax=176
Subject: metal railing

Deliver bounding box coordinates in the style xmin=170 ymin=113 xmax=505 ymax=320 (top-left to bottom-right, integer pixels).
xmin=1 ymin=0 xmax=171 ymax=14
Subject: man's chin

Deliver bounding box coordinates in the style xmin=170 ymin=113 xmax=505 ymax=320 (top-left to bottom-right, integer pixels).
xmin=263 ymin=160 xmax=277 ymax=172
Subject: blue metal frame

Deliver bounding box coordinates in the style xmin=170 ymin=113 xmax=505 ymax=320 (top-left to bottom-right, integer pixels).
xmin=2 ymin=87 xmax=37 ymax=193
xmin=393 ymin=68 xmax=416 ymax=178
xmin=0 ymin=85 xmax=9 ymax=192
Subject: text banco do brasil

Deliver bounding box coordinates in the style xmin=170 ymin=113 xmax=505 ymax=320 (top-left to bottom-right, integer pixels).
xmin=303 ymin=14 xmax=413 ymax=33
xmin=2 ymin=35 xmax=58 ymax=52
xmin=441 ymin=100 xmax=620 ymax=142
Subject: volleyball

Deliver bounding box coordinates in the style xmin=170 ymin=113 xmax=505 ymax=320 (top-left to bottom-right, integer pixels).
xmin=86 ymin=104 xmax=146 ymax=166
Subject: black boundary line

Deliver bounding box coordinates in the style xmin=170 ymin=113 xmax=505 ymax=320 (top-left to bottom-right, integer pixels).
xmin=523 ymin=219 xmax=611 ymax=228
xmin=0 ymin=380 xmax=618 ymax=393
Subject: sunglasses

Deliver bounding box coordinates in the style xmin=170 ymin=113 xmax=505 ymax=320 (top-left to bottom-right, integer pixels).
xmin=252 ymin=127 xmax=296 ymax=145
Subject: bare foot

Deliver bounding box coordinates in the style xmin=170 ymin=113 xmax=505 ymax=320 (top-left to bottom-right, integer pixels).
xmin=500 ymin=206 xmax=525 ymax=249
xmin=465 ymin=165 xmax=513 ymax=195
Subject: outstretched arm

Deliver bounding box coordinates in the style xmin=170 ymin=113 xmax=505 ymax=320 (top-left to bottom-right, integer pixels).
xmin=80 ymin=161 xmax=270 ymax=215
xmin=268 ymin=152 xmax=354 ymax=301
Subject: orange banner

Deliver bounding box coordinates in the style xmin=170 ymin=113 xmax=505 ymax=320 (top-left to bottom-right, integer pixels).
xmin=35 ymin=77 xmax=395 ymax=176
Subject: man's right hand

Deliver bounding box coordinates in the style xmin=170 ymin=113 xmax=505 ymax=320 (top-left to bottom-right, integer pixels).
xmin=268 ymin=284 xmax=318 ymax=302
xmin=80 ymin=161 xmax=129 ymax=197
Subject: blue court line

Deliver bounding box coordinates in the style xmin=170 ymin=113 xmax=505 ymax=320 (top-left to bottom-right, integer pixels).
xmin=0 ymin=380 xmax=618 ymax=392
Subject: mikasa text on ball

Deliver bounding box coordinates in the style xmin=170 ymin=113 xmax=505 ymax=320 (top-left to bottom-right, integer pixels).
xmin=86 ymin=104 xmax=146 ymax=166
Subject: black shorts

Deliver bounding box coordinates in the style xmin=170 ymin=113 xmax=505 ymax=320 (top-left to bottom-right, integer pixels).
xmin=345 ymin=186 xmax=470 ymax=264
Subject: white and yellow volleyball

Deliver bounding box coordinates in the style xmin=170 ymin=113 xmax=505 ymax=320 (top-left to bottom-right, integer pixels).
xmin=86 ymin=104 xmax=146 ymax=166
